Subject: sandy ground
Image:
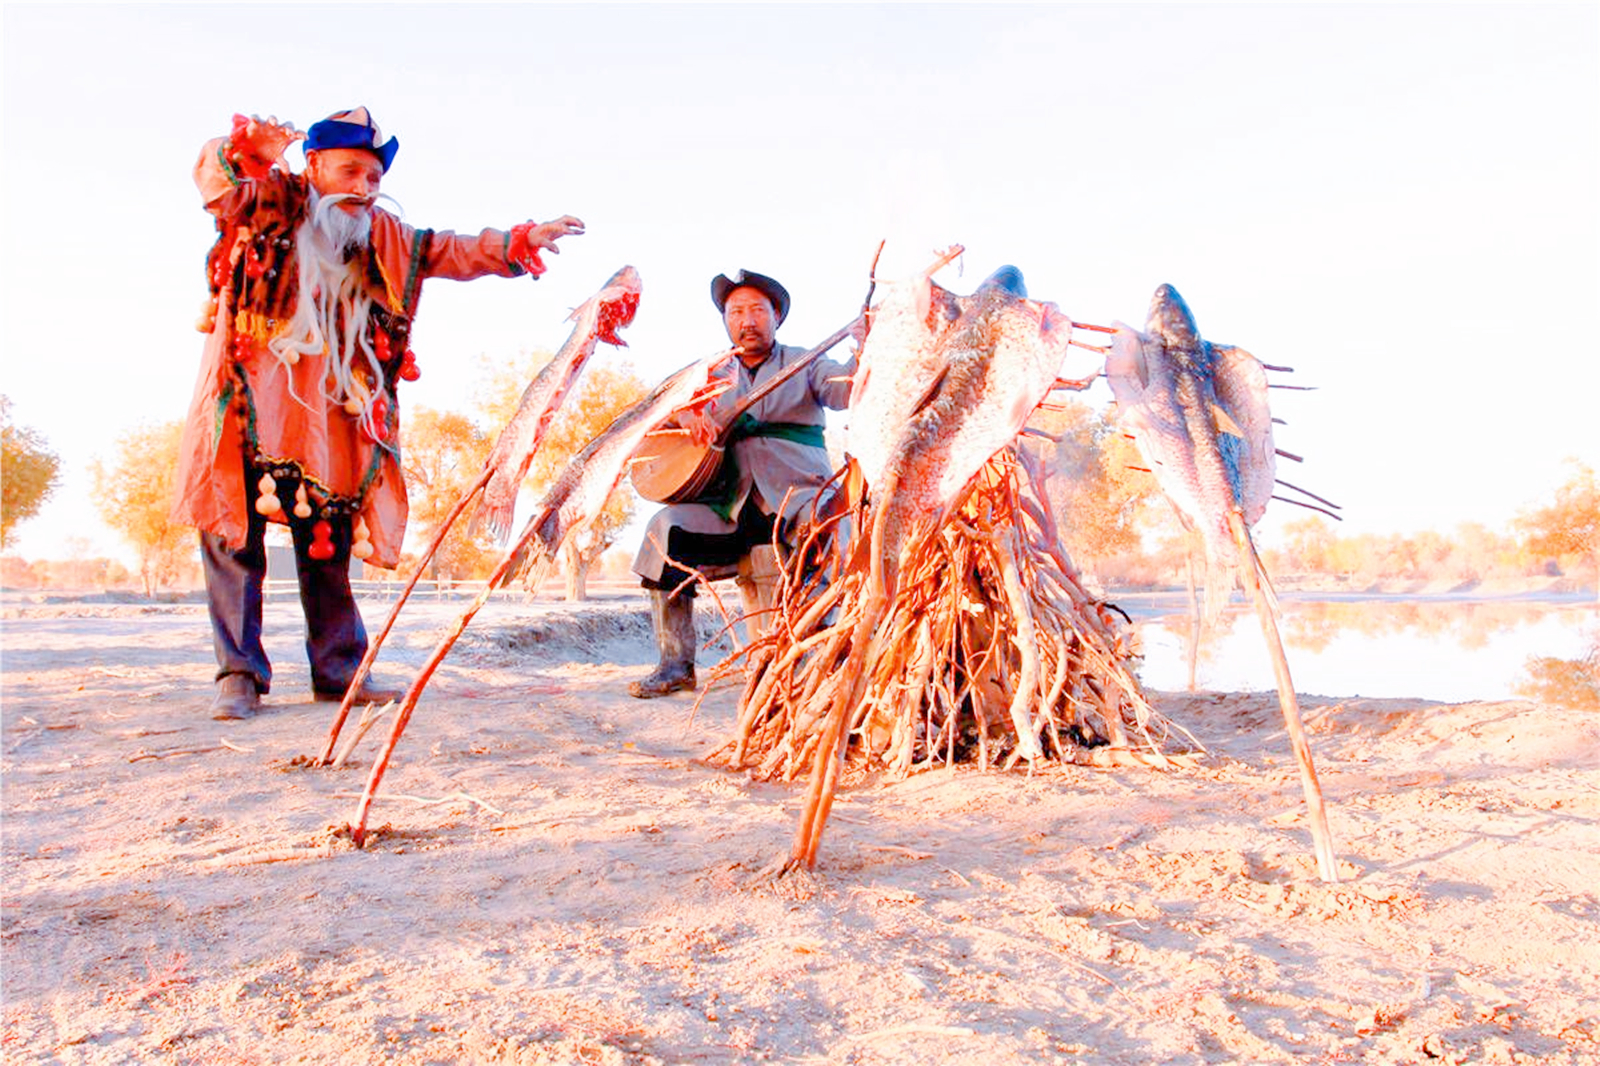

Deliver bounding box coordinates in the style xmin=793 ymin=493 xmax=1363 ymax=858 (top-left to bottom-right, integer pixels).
xmin=2 ymin=591 xmax=1598 ymax=1065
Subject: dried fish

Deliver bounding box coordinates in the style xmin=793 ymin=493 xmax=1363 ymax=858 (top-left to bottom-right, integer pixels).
xmin=475 ymin=265 xmax=642 ymax=543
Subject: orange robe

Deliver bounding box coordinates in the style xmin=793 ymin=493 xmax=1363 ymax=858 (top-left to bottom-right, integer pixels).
xmin=172 ymin=136 xmax=528 ymax=567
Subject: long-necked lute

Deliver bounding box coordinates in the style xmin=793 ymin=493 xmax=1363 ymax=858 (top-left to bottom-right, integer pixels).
xmin=630 ymin=316 xmax=862 ymax=504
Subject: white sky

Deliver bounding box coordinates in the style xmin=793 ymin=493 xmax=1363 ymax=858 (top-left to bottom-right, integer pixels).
xmin=2 ymin=3 xmax=1596 ymax=565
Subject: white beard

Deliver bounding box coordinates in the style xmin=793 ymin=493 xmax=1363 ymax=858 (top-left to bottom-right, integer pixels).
xmin=265 ymin=190 xmax=384 ymax=435
xmin=306 ymin=189 xmax=373 ymax=263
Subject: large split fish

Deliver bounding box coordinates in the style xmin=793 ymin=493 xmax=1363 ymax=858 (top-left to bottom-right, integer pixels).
xmin=474 ymin=265 xmax=643 ymax=543
xmin=845 ymin=248 xmax=965 ymax=490
xmin=320 ymin=265 xmax=642 ymax=767
xmin=869 ymin=279 xmax=1081 ymax=598
xmin=1105 ymin=283 xmax=1276 ymax=611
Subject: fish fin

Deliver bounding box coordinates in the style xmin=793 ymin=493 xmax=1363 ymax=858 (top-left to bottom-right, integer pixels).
xmin=1103 ymin=323 xmax=1150 ymax=405
xmin=469 ymin=495 xmax=513 ymax=546
xmin=497 ymin=505 xmax=557 ymax=589
xmin=1211 ymin=404 xmax=1244 ymax=438
xmin=842 ymin=457 xmax=867 ymax=514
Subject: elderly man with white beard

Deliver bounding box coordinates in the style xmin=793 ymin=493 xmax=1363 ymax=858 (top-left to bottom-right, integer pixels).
xmin=173 ymin=108 xmax=585 ymax=721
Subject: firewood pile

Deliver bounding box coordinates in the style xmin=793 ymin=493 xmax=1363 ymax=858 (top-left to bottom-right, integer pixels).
xmin=705 ymin=448 xmax=1194 ymax=871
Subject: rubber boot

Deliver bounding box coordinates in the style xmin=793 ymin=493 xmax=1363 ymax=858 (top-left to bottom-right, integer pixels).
xmin=629 ymin=590 xmax=697 ymax=698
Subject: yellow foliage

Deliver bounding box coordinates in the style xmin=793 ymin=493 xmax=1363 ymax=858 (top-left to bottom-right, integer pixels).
xmin=1022 ymin=400 xmax=1155 ymax=578
xmin=1 ymin=395 xmax=63 ymax=548
xmin=400 ymin=406 xmax=496 ymax=581
xmin=1516 ymin=458 xmax=1598 ymax=562
xmin=89 ymin=420 xmax=189 ymax=595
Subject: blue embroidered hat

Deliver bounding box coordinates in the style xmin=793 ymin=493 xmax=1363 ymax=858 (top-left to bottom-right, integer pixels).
xmin=305 ymin=107 xmax=399 ymax=172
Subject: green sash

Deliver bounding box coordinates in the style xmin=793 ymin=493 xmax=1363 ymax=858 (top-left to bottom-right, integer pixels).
xmin=698 ymin=415 xmax=827 ymax=521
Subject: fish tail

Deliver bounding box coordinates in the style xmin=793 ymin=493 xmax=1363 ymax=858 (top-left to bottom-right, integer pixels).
xmin=497 ymin=530 xmax=535 ymax=591
xmin=470 ymin=496 xmax=514 ymax=547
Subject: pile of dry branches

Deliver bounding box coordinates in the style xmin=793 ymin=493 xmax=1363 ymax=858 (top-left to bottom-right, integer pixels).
xmin=707 ymin=448 xmax=1192 ymax=862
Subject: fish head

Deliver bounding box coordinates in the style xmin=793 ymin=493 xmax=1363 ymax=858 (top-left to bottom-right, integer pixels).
xmin=656 ymin=347 xmax=736 ymax=416
xmin=1146 ymin=284 xmax=1202 ymax=351
xmin=594 ymin=265 xmax=643 ymax=346
xmin=974 ymin=264 xmax=1027 ymax=298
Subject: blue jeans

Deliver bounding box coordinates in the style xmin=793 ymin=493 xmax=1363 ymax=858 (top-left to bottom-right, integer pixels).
xmin=200 ymin=496 xmax=367 ymax=695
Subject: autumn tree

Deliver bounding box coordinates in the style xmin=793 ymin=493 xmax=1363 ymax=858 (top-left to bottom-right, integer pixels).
xmin=399 ymin=406 xmax=496 ymax=583
xmin=1 ymin=395 xmax=63 ymax=548
xmin=477 ymin=353 xmax=647 ymax=600
xmin=1516 ymin=458 xmax=1599 ymax=596
xmin=1023 ymin=400 xmax=1156 ymax=583
xmin=90 ymin=420 xmax=190 ymax=596
xmin=1273 ymin=515 xmax=1338 ymax=574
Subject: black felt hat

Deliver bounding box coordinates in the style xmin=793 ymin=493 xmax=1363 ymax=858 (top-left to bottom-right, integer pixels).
xmin=711 ymin=269 xmax=791 ymax=326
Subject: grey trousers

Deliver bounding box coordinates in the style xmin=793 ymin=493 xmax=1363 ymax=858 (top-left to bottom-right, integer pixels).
xmin=200 ymin=493 xmax=366 ymax=695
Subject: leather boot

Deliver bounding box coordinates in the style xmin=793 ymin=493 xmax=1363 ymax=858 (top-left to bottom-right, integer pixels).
xmin=629 ymin=590 xmax=697 ymax=698
xmin=314 ymin=679 xmax=405 ymax=704
xmin=211 ymin=673 xmax=261 ymax=721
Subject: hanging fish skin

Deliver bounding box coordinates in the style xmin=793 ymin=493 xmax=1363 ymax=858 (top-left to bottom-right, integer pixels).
xmin=846 ymin=270 xmax=964 ymax=491
xmin=474 ymin=265 xmax=643 ymax=544
xmin=847 ymin=260 xmax=1034 ymax=493
xmin=1106 ymin=283 xmax=1276 ymax=600
xmin=871 ymin=286 xmax=1078 ymax=596
xmin=501 ymin=348 xmax=734 ymax=587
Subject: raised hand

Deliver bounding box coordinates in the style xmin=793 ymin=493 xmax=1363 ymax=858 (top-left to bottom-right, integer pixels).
xmin=229 ymin=113 xmax=304 ymax=179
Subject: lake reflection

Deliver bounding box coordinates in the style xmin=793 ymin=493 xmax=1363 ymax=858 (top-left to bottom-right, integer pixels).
xmin=1126 ymin=595 xmax=1597 ymax=703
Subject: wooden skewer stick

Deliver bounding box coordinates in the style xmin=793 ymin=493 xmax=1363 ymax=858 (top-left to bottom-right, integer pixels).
xmin=318 ymin=466 xmax=494 ymax=766
xmin=348 ymin=532 xmax=552 ymax=847
xmin=1271 ymin=495 xmax=1344 ymax=521
xmin=1275 ymin=478 xmax=1342 ymax=510
xmin=1227 ymin=509 xmax=1339 ymax=884
xmin=1051 ymin=373 xmax=1099 ymax=391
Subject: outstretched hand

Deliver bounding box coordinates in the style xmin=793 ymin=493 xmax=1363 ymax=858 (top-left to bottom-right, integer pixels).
xmin=525 ymin=215 xmax=586 ymax=252
xmin=508 ymin=215 xmax=586 ymax=277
